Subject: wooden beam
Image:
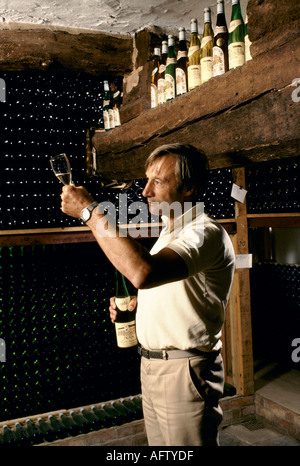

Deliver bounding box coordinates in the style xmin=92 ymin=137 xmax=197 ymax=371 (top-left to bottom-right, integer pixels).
xmin=93 ymin=37 xmax=300 ymax=180
xmin=0 ymin=25 xmax=133 ymax=76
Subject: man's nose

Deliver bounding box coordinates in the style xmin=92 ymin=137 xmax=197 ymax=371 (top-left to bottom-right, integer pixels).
xmin=142 ymin=180 xmax=153 ymax=198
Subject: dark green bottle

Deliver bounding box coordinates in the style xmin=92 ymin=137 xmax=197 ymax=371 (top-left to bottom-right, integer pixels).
xmin=115 ymin=269 xmax=138 ymax=348
xmin=165 ymin=35 xmax=177 ymax=101
xmin=228 ymin=0 xmax=245 ymax=69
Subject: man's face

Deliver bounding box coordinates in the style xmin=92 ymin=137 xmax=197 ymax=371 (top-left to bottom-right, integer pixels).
xmin=142 ymin=154 xmax=191 ymax=219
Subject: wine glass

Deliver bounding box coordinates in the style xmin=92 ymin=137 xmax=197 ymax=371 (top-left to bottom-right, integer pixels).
xmin=50 ymin=153 xmax=72 ymax=185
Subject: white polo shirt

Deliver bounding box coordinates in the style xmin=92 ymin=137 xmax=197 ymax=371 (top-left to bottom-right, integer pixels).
xmin=136 ymin=204 xmax=235 ymax=352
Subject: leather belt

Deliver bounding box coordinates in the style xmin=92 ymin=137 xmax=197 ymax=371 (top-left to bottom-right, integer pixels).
xmin=138 ymin=345 xmax=209 ymax=360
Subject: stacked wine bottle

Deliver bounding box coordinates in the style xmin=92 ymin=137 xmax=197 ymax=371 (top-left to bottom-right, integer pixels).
xmin=245 ymin=158 xmax=300 ymax=213
xmin=0 ymin=242 xmax=141 ymax=426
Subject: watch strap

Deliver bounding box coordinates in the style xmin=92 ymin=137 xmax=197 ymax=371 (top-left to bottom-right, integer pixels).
xmin=80 ymin=201 xmax=99 ymax=222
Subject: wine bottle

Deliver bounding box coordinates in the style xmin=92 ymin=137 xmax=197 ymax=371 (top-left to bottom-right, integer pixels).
xmin=176 ymin=28 xmax=188 ymax=96
xmin=112 ymin=81 xmax=122 ymax=127
xmin=165 ymin=35 xmax=177 ymax=101
xmin=114 ymin=269 xmax=138 ymax=348
xmin=244 ymin=14 xmax=252 ymax=62
xmin=201 ymin=8 xmax=214 ymax=83
xmin=108 ymin=84 xmax=115 ymax=130
xmin=2 ymin=424 xmax=18 ymax=446
xmin=213 ymin=0 xmax=229 ymax=77
xmin=188 ymin=18 xmax=201 ymax=91
xmin=157 ymin=41 xmax=168 ymax=105
xmin=103 ymin=80 xmax=111 ymax=131
xmin=151 ymin=48 xmax=161 ymax=108
xmin=228 ymin=0 xmax=245 ymax=70
xmin=14 ymin=421 xmax=31 ymax=446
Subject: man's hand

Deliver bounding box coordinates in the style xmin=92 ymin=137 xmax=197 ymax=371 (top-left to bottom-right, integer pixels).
xmin=61 ymin=184 xmax=95 ymax=218
xmin=109 ymin=296 xmax=137 ymax=323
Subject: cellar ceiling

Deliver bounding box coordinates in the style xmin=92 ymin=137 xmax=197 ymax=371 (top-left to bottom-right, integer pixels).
xmin=0 ymin=0 xmax=248 ymax=35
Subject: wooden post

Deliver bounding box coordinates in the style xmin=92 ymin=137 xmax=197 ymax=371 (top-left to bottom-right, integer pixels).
xmin=226 ymin=167 xmax=254 ymax=396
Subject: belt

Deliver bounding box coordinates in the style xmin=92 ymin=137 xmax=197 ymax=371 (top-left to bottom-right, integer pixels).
xmin=138 ymin=345 xmax=209 ymax=360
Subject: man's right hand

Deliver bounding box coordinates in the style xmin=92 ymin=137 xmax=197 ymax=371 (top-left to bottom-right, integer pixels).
xmin=109 ymin=296 xmax=137 ymax=323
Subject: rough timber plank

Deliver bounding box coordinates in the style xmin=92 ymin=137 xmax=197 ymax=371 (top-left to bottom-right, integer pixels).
xmin=0 ymin=25 xmax=133 ymax=76
xmin=93 ymin=37 xmax=300 ymax=180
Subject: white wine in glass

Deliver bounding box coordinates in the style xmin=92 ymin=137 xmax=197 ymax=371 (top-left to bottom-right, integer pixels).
xmin=50 ymin=153 xmax=72 ymax=185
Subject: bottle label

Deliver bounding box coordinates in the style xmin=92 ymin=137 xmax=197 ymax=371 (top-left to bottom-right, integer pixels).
xmin=157 ymin=78 xmax=166 ymax=104
xmin=166 ymin=57 xmax=176 ymax=66
xmin=213 ymin=46 xmax=225 ymax=76
xmin=188 ymin=45 xmax=200 ymax=57
xmin=115 ymin=320 xmax=138 ymax=348
xmin=214 ymin=26 xmax=227 ymax=35
xmin=108 ymin=109 xmax=115 ymax=129
xmin=176 ymin=68 xmax=187 ymax=95
xmin=245 ymin=35 xmax=252 ymax=62
xmin=177 ymin=50 xmax=187 ymax=59
xmin=151 ymin=67 xmax=158 ymax=77
xmin=201 ymin=36 xmax=213 ymax=48
xmin=165 ymin=74 xmax=176 ymax=100
xmin=201 ymin=57 xmax=213 ymax=83
xmin=103 ymin=110 xmax=110 ymax=130
xmin=113 ymin=107 xmax=121 ymax=126
xmin=188 ymin=65 xmax=201 ymax=90
xmin=228 ymin=42 xmax=245 ymax=69
xmin=151 ymin=83 xmax=158 ymax=108
xmin=159 ymin=64 xmax=166 ymax=73
xmin=115 ymin=295 xmax=131 ymax=311
xmin=229 ymin=19 xmax=242 ymax=33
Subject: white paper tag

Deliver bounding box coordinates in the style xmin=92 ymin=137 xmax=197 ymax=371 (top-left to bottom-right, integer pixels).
xmin=235 ymin=254 xmax=253 ymax=269
xmin=231 ymin=183 xmax=247 ymax=203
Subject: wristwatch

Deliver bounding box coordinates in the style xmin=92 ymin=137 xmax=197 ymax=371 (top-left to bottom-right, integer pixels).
xmin=80 ymin=201 xmax=99 ymax=223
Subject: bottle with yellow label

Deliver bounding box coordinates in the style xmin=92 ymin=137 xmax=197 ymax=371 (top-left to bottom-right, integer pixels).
xmin=228 ymin=0 xmax=245 ymax=70
xmin=188 ymin=18 xmax=201 ymax=91
xmin=201 ymin=8 xmax=214 ymax=83
xmin=114 ymin=269 xmax=138 ymax=348
xmin=157 ymin=41 xmax=168 ymax=105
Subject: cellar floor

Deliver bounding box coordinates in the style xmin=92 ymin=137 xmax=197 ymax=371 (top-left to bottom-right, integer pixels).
xmin=219 ymin=360 xmax=300 ymax=446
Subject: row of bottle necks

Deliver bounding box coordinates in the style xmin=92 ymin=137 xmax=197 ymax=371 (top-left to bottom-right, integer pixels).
xmin=151 ymin=0 xmax=251 ymax=107
xmin=0 ymin=397 xmax=143 ymax=445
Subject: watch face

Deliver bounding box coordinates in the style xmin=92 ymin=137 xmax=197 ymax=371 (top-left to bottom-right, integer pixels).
xmin=82 ymin=209 xmax=90 ymax=221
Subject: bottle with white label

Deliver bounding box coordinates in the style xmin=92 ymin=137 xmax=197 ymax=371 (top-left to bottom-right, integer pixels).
xmin=201 ymin=8 xmax=214 ymax=83
xmin=114 ymin=269 xmax=138 ymax=349
xmin=103 ymin=81 xmax=111 ymax=131
xmin=213 ymin=0 xmax=229 ymax=77
xmin=151 ymin=48 xmax=161 ymax=108
xmin=244 ymin=14 xmax=252 ymax=62
xmin=157 ymin=41 xmax=168 ymax=105
xmin=188 ymin=18 xmax=201 ymax=91
xmin=176 ymin=27 xmax=188 ymax=95
xmin=228 ymin=0 xmax=245 ymax=70
xmin=165 ymin=35 xmax=177 ymax=101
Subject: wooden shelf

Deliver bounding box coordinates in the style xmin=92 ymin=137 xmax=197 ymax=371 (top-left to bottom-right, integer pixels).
xmin=247 ymin=212 xmax=300 ymax=228
xmin=93 ymin=37 xmax=300 ymax=181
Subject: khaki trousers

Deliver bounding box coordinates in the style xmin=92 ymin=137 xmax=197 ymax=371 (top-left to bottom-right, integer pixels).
xmin=140 ymin=351 xmax=224 ymax=446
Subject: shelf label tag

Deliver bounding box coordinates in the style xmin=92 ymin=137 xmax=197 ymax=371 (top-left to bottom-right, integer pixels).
xmin=231 ymin=183 xmax=247 ymax=203
xmin=235 ymin=254 xmax=252 ymax=269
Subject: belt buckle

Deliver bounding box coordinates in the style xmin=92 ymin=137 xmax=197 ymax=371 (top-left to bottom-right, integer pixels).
xmin=162 ymin=350 xmax=168 ymax=360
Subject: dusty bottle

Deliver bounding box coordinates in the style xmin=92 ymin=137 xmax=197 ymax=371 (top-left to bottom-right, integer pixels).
xmin=115 ymin=269 xmax=138 ymax=348
xmin=176 ymin=28 xmax=188 ymax=95
xmin=201 ymin=8 xmax=214 ymax=83
xmin=151 ymin=48 xmax=161 ymax=108
xmin=213 ymin=0 xmax=229 ymax=77
xmin=228 ymin=0 xmax=245 ymax=70
xmin=188 ymin=18 xmax=201 ymax=90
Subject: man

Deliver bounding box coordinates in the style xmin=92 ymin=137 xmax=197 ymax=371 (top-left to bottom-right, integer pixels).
xmin=61 ymin=143 xmax=235 ymax=446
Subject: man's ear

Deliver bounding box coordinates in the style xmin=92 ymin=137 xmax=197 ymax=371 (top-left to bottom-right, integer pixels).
xmin=183 ymin=185 xmax=194 ymax=198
